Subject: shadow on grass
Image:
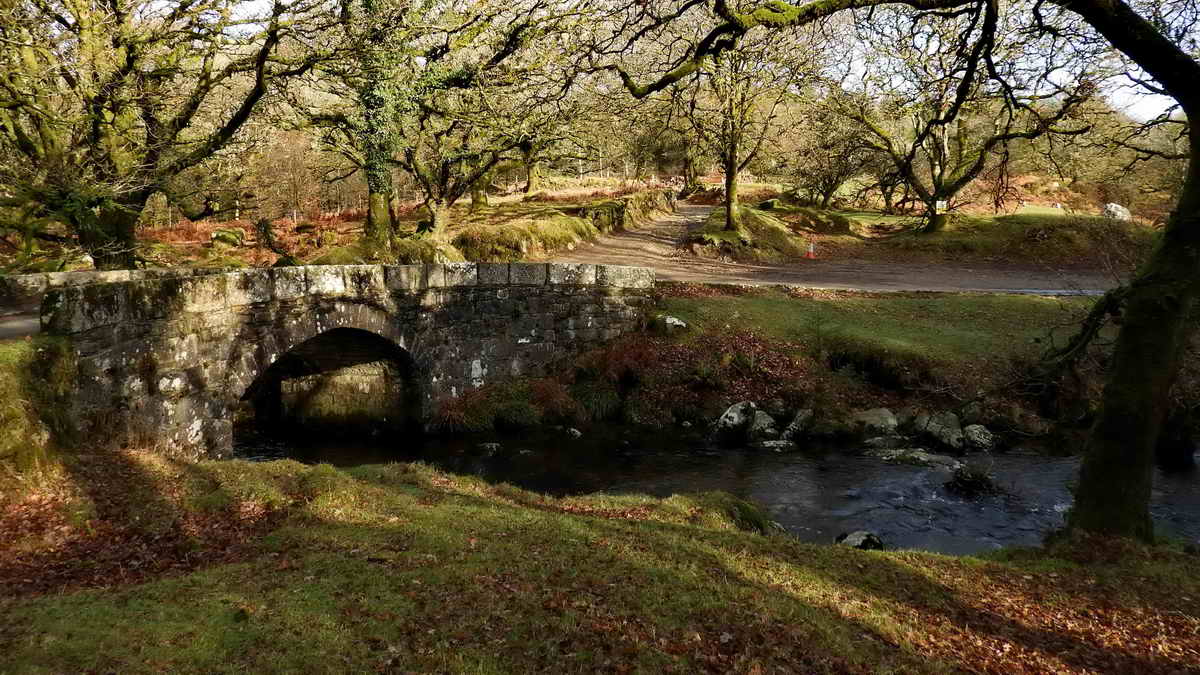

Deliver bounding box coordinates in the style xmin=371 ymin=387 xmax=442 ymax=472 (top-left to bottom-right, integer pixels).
xmin=4 ymin=459 xmax=1196 ymax=672
xmin=0 ymin=450 xmax=274 ymax=598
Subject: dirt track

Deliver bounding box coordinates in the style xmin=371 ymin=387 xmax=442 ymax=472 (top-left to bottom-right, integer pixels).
xmin=550 ymin=204 xmax=1117 ymax=294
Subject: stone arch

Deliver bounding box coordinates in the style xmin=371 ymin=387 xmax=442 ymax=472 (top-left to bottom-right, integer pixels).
xmin=237 ymin=326 xmax=423 ymax=440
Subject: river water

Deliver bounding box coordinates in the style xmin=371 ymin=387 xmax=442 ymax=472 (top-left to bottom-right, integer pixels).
xmin=235 ymin=428 xmax=1200 ymax=556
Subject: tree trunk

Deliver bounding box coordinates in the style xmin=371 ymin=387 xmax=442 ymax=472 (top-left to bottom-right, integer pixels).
xmin=470 ymin=182 xmax=489 ymax=213
xmin=723 ymin=155 xmax=739 ymax=231
xmin=923 ymin=211 xmax=950 ymax=233
xmin=359 ymin=3 xmax=395 ymax=246
xmin=821 ymin=189 xmax=835 ymax=209
xmin=523 ymin=161 xmax=540 ymax=197
xmin=682 ymin=154 xmax=699 ymax=194
xmin=1069 ymin=154 xmax=1200 ymax=540
xmin=78 ymin=205 xmax=141 ymax=270
xmin=421 ymin=200 xmax=451 ymax=237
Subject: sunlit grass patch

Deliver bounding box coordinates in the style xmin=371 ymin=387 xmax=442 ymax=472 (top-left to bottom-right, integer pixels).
xmin=3 ymin=451 xmax=1198 ymax=672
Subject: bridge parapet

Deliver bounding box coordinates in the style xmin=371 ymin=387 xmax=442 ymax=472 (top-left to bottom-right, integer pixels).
xmin=37 ymin=263 xmax=655 ymax=458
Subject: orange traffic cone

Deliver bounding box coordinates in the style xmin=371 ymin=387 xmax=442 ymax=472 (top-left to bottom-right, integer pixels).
xmin=804 ymin=242 xmax=816 ymax=259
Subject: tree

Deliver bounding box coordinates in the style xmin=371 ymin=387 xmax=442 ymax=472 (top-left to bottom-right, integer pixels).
xmin=609 ymin=0 xmax=1200 ymax=542
xmin=822 ymin=5 xmax=1097 ymax=231
xmin=678 ymin=28 xmax=811 ymax=230
xmin=782 ymin=91 xmax=876 ymax=207
xmin=0 ymin=0 xmax=339 ymax=269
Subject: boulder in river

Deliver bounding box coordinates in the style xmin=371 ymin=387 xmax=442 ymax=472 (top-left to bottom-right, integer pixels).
xmin=752 ymin=440 xmax=797 ymax=452
xmin=781 ymin=408 xmax=815 ymax=440
xmin=916 ymin=411 xmax=965 ymax=451
xmin=748 ymin=411 xmax=780 ymax=441
xmin=863 ymin=435 xmax=905 ymax=450
xmin=714 ymin=401 xmax=757 ymax=441
xmin=963 ymin=424 xmax=995 ymax=450
xmin=869 ymin=447 xmax=964 ymax=470
xmin=836 ymin=531 xmax=885 ymax=550
xmin=851 ymin=408 xmax=898 ymax=437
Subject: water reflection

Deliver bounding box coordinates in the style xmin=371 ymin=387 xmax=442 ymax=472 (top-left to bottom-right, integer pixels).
xmin=235 ymin=428 xmax=1200 ymax=556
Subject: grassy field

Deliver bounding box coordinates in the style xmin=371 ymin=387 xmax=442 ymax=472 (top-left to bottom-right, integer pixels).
xmin=661 ymin=287 xmax=1091 ymax=387
xmin=2 ymin=450 xmax=1198 ymax=673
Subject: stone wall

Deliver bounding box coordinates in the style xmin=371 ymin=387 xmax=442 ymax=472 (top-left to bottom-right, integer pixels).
xmin=40 ymin=263 xmax=654 ymax=459
xmin=0 ymin=268 xmax=230 ymax=314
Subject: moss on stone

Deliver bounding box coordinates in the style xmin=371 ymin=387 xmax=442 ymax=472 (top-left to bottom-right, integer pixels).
xmin=0 ymin=337 xmax=74 ymax=492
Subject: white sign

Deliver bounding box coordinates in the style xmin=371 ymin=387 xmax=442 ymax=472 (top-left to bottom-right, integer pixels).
xmin=935 ymin=200 xmax=948 ymax=213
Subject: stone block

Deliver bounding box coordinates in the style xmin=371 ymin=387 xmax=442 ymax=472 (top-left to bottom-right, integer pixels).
xmin=226 ymin=271 xmax=273 ymax=306
xmin=597 ymin=265 xmax=654 ymax=288
xmin=477 ymin=263 xmax=509 ymax=286
xmin=39 ymin=287 xmax=81 ymax=334
xmin=547 ymin=263 xmax=596 ymax=285
xmin=342 ymin=265 xmax=387 ymax=300
xmin=179 ymin=275 xmax=229 ymax=313
xmin=0 ymin=273 xmax=48 ymax=311
xmin=443 ymin=262 xmax=477 ymax=286
xmin=271 ymin=267 xmax=307 ymax=300
xmin=510 ymin=263 xmax=548 ymax=286
xmin=384 ymin=265 xmax=427 ymax=293
xmin=422 ymin=265 xmax=446 ymax=288
xmin=306 ymin=266 xmax=346 ymax=297
xmin=44 ymin=270 xmax=132 ymax=289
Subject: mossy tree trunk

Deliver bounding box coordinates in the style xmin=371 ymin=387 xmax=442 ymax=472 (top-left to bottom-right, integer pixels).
xmin=75 ymin=204 xmax=142 ymax=270
xmin=1069 ymin=141 xmax=1200 ymax=541
xmin=470 ymin=181 xmax=489 ymax=213
xmin=682 ymin=153 xmax=700 ymax=195
xmin=923 ymin=208 xmax=950 ymax=233
xmin=523 ymin=160 xmax=540 ymax=196
xmin=358 ymin=0 xmax=396 ymax=247
xmin=723 ymin=152 xmax=739 ymax=231
xmin=422 ymin=199 xmax=452 ymax=237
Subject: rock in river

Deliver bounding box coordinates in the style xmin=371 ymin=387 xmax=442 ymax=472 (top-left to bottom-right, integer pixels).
xmin=714 ymin=401 xmax=757 ymax=440
xmin=748 ymin=411 xmax=780 ymax=441
xmin=963 ymin=424 xmax=995 ymax=450
xmin=851 ymin=408 xmax=898 ymax=436
xmin=837 ymin=531 xmax=885 ymax=550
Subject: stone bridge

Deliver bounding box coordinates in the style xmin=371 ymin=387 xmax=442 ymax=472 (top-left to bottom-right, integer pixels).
xmin=32 ymin=263 xmax=654 ymax=459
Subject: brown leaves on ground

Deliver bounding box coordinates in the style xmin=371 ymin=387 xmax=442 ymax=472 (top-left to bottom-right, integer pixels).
xmin=0 ymin=451 xmax=281 ymax=597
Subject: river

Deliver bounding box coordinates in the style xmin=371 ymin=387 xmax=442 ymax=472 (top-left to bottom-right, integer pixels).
xmin=235 ymin=427 xmax=1200 ymax=556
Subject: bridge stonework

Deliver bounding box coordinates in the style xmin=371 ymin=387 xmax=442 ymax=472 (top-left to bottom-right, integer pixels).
xmin=38 ymin=263 xmax=654 ymax=459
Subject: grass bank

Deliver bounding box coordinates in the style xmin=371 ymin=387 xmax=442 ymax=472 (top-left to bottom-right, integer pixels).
xmin=683 ymin=197 xmax=1159 ymax=273
xmin=2 ymin=450 xmax=1198 ymax=673
xmin=766 ymin=203 xmax=1159 ymax=271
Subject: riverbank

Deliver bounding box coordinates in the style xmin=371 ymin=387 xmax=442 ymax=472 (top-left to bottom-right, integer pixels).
xmin=3 ymin=450 xmax=1199 ymax=673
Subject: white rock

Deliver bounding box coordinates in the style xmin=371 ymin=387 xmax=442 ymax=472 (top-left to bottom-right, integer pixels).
xmin=923 ymin=411 xmax=964 ymax=451
xmin=963 ymin=424 xmax=995 ymax=450
xmin=714 ymin=402 xmax=757 ymax=439
xmin=837 ymin=531 xmax=884 ymax=550
xmin=752 ymin=440 xmax=796 ymax=452
xmin=851 ymin=408 xmax=898 ymax=436
xmin=747 ymin=410 xmax=779 ymax=440
xmin=781 ymin=409 xmax=814 ymax=440
xmin=1102 ymin=203 xmax=1132 ymax=221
